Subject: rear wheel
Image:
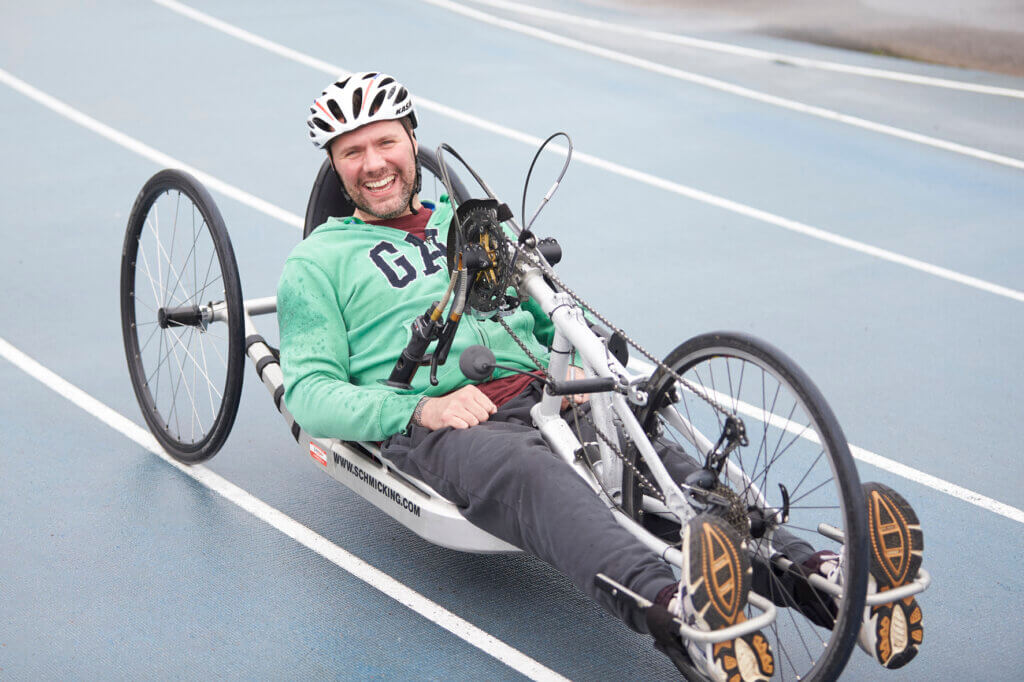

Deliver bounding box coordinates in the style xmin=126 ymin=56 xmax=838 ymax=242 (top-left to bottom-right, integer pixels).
xmin=635 ymin=332 xmax=868 ymax=681
xmin=120 ymin=169 xmax=244 ymax=463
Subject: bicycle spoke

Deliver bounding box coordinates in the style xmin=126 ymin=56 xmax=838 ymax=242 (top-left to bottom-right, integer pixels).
xmin=136 ymin=237 xmax=162 ymax=311
xmin=152 ymin=217 xmax=196 ymax=308
xmin=165 ymin=327 xmax=205 ymax=440
xmin=197 ymin=328 xmax=218 ymax=424
xmin=164 ymin=208 xmax=206 ymax=309
xmin=162 ymin=192 xmax=180 ymax=310
xmin=786 ymin=505 xmax=841 ymax=510
xmin=193 ymin=274 xmax=225 ymax=306
xmin=165 ymin=329 xmax=186 ymax=436
xmin=789 ymin=448 xmax=826 ymax=499
xmin=137 ymin=321 xmax=161 ymax=356
xmin=788 ymin=476 xmax=836 ymax=506
xmin=164 ymin=325 xmax=224 ymax=402
xmin=195 ymin=248 xmax=218 ymax=305
xmin=735 ymin=357 xmax=746 ymax=414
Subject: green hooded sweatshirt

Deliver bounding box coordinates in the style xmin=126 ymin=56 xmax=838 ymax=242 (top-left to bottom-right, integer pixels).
xmin=277 ymin=196 xmax=553 ymax=442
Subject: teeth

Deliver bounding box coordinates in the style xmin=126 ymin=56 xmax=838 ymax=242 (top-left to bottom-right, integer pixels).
xmin=365 ymin=175 xmax=394 ymax=189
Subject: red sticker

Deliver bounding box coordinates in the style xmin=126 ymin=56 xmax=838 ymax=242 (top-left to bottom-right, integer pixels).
xmin=309 ymin=442 xmax=328 ymax=466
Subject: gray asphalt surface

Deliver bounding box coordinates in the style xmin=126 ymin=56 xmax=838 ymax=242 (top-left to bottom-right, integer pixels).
xmin=2 ymin=0 xmax=1022 ymax=680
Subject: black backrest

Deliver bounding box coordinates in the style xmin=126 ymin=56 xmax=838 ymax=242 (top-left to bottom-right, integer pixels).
xmin=302 ymin=147 xmax=470 ymax=239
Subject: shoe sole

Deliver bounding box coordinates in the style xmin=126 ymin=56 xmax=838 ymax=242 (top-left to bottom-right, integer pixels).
xmin=682 ymin=516 xmax=774 ymax=681
xmin=863 ymin=483 xmax=924 ymax=669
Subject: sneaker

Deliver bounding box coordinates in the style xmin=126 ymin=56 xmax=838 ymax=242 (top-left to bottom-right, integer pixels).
xmin=861 ymin=482 xmax=924 ymax=668
xmin=674 ymin=515 xmax=775 ymax=682
xmin=802 ymin=483 xmax=924 ymax=669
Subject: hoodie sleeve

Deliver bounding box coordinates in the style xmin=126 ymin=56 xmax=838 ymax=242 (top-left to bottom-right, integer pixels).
xmin=521 ymin=296 xmax=555 ymax=349
xmin=278 ymin=257 xmax=421 ymax=441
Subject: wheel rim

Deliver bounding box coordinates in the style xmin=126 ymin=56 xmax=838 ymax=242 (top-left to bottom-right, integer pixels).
xmin=123 ymin=180 xmax=241 ymax=458
xmin=645 ymin=339 xmax=865 ymax=681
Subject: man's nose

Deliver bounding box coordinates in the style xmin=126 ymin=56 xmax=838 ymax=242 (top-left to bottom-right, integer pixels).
xmin=363 ymin=146 xmax=387 ymax=173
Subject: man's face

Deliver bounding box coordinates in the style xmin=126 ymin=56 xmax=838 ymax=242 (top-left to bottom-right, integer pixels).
xmin=330 ymin=119 xmax=419 ymax=221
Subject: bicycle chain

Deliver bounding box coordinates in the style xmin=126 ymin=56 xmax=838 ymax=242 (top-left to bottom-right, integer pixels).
xmin=496 ymin=316 xmax=666 ymax=504
xmin=513 ymin=245 xmax=735 ymax=420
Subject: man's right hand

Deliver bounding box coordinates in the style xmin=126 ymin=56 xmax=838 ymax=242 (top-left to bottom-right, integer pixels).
xmin=419 ymin=385 xmax=497 ymax=430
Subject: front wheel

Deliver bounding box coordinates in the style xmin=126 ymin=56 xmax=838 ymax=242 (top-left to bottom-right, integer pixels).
xmin=635 ymin=332 xmax=868 ymax=681
xmin=120 ymin=169 xmax=245 ymax=463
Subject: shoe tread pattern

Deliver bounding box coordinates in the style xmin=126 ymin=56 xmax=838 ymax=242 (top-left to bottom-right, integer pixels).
xmin=863 ymin=483 xmax=924 ymax=670
xmin=683 ymin=516 xmax=773 ymax=681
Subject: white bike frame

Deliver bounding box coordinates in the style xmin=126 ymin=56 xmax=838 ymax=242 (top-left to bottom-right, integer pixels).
xmin=234 ymin=245 xmax=930 ymax=649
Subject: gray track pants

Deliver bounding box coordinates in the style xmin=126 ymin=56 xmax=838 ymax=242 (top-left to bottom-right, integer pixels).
xmin=381 ymin=382 xmax=813 ymax=633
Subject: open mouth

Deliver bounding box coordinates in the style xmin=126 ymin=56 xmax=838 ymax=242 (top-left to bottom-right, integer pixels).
xmin=363 ymin=174 xmax=396 ymax=195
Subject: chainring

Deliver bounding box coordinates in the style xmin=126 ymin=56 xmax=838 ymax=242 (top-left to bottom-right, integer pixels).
xmin=449 ymin=199 xmax=515 ymax=314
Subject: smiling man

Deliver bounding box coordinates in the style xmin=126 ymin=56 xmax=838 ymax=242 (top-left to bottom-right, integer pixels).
xmin=329 ymin=115 xmax=422 ymax=221
xmin=280 ymin=72 xmax=924 ymax=680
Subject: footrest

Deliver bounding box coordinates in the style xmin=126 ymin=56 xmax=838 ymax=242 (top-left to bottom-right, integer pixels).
xmin=594 ymin=573 xmax=778 ymax=645
xmin=771 ymin=523 xmax=932 ymax=604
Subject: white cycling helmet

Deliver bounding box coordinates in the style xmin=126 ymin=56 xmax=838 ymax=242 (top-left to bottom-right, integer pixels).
xmin=306 ymin=71 xmax=418 ymax=150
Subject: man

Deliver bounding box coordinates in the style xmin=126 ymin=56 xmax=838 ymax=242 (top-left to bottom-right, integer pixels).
xmin=280 ymin=72 xmax=924 ymax=679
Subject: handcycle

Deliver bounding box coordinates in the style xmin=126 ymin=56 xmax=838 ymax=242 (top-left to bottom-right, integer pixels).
xmin=119 ymin=139 xmax=929 ymax=681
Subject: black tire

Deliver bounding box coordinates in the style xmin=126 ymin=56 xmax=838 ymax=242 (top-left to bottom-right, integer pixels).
xmin=635 ymin=332 xmax=869 ymax=682
xmin=120 ymin=169 xmax=244 ymax=463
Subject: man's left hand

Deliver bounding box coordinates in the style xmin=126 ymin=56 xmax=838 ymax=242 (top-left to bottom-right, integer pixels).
xmin=562 ymin=365 xmax=589 ymax=410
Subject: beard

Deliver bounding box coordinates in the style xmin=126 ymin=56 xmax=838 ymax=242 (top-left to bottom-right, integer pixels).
xmin=345 ymin=163 xmax=417 ymax=220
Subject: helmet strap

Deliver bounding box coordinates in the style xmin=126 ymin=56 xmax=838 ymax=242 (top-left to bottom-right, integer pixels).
xmin=404 ymin=123 xmax=421 ymax=216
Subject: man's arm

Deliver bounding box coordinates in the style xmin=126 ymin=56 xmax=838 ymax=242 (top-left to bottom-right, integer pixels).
xmin=521 ymin=296 xmax=555 ymax=348
xmin=278 ymin=257 xmax=421 ymax=441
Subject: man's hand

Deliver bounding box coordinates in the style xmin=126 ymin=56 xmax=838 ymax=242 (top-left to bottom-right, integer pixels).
xmin=562 ymin=365 xmax=589 ymax=410
xmin=419 ymin=385 xmax=497 ymax=430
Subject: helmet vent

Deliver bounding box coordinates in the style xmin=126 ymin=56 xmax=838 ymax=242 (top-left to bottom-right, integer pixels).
xmin=326 ymin=99 xmax=346 ymax=123
xmin=378 ymin=77 xmax=395 ymax=87
xmin=312 ymin=117 xmax=334 ymax=133
xmin=335 ymin=77 xmax=350 ymax=89
xmin=368 ymin=91 xmax=386 ymax=117
xmin=352 ymin=88 xmax=363 ymax=117
xmin=362 ymin=72 xmax=377 ymax=80
xmin=394 ymin=87 xmax=408 ymax=104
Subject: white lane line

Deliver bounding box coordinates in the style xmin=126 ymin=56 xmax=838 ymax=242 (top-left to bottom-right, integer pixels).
xmin=1 ymin=67 xmax=1021 ymax=521
xmin=0 ymin=70 xmax=303 ymax=230
xmin=0 ymin=336 xmax=568 ymax=681
xmin=847 ymin=443 xmax=1024 ymax=525
xmin=141 ymin=3 xmax=1024 ymax=304
xmin=418 ymin=0 xmax=1024 ymax=172
xmin=627 ymin=359 xmax=1024 ymax=525
xmin=456 ymin=0 xmax=1024 ymax=99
